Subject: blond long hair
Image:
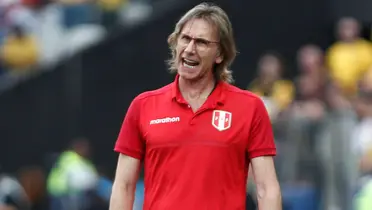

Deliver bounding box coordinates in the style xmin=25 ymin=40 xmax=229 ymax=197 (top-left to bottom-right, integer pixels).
xmin=167 ymin=3 xmax=237 ymax=83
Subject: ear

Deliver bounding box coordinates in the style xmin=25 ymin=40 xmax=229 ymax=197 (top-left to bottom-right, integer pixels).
xmin=215 ymin=51 xmax=223 ymax=64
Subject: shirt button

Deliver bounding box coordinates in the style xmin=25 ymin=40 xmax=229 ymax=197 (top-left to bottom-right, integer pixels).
xmin=187 ymin=105 xmax=191 ymax=108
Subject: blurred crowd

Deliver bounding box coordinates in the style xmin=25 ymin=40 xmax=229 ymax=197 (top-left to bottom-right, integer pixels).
xmin=0 ymin=137 xmax=145 ymax=210
xmin=247 ymin=17 xmax=372 ymax=210
xmin=0 ymin=0 xmax=151 ymax=90
xmin=1 ymin=14 xmax=372 ymax=210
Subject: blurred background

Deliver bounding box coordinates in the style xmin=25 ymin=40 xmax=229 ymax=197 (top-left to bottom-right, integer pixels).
xmin=0 ymin=0 xmax=372 ymax=210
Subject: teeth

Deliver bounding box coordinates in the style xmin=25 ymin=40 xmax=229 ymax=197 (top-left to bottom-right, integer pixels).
xmin=183 ymin=58 xmax=198 ymax=64
xmin=183 ymin=62 xmax=194 ymax=68
xmin=184 ymin=59 xmax=195 ymax=63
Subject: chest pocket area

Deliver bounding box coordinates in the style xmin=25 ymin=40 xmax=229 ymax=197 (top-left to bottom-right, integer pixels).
xmin=191 ymin=110 xmax=247 ymax=147
xmin=143 ymin=116 xmax=188 ymax=147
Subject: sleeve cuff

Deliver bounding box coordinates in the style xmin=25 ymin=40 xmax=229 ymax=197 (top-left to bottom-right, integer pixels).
xmin=114 ymin=147 xmax=143 ymax=160
xmin=249 ymin=148 xmax=276 ymax=159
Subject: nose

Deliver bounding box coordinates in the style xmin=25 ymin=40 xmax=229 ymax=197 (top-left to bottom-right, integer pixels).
xmin=184 ymin=40 xmax=196 ymax=53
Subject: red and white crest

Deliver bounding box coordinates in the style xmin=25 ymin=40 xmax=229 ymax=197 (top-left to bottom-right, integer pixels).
xmin=212 ymin=110 xmax=232 ymax=131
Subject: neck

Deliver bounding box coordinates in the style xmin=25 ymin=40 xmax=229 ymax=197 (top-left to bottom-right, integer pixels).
xmin=178 ymin=73 xmax=216 ymax=100
xmin=341 ymin=37 xmax=358 ymax=43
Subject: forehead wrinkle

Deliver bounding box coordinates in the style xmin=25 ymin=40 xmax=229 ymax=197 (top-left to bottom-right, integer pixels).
xmin=181 ymin=18 xmax=214 ymax=40
xmin=183 ymin=19 xmax=195 ymax=36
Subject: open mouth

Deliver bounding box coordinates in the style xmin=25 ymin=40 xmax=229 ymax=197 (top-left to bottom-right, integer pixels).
xmin=182 ymin=58 xmax=200 ymax=68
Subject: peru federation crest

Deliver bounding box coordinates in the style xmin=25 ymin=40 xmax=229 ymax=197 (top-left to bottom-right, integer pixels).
xmin=212 ymin=110 xmax=232 ymax=131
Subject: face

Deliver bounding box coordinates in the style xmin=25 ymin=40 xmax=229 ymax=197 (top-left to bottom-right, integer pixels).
xmin=338 ymin=18 xmax=359 ymax=41
xmin=298 ymin=46 xmax=322 ymax=71
xmin=258 ymin=55 xmax=281 ymax=82
xmin=176 ymin=18 xmax=222 ymax=81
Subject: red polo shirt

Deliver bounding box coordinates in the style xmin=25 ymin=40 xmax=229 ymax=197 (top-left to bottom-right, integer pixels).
xmin=114 ymin=75 xmax=276 ymax=210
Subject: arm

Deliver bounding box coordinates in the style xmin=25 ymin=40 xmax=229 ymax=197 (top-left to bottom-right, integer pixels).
xmin=110 ymin=95 xmax=145 ymax=210
xmin=246 ymin=164 xmax=257 ymax=198
xmin=251 ymin=156 xmax=281 ymax=210
xmin=247 ymin=96 xmax=281 ymax=210
xmin=110 ymin=154 xmax=141 ymax=210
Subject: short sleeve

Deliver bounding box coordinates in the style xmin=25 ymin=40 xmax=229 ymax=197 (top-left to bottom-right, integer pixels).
xmin=247 ymin=97 xmax=277 ymax=159
xmin=114 ymin=96 xmax=145 ymax=160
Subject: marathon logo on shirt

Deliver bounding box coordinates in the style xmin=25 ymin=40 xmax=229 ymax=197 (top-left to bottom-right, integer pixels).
xmin=149 ymin=117 xmax=180 ymax=125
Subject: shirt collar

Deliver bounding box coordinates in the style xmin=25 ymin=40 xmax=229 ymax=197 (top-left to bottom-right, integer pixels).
xmin=171 ymin=74 xmax=226 ymax=106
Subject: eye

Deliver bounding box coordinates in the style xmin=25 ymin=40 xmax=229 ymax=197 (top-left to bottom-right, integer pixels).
xmin=197 ymin=39 xmax=208 ymax=45
xmin=181 ymin=35 xmax=191 ymax=42
xmin=195 ymin=38 xmax=208 ymax=47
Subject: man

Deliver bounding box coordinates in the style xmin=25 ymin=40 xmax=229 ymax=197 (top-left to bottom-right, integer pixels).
xmin=47 ymin=138 xmax=98 ymax=210
xmin=0 ymin=25 xmax=39 ymax=72
xmin=110 ymin=3 xmax=281 ymax=210
xmin=326 ymin=17 xmax=372 ymax=97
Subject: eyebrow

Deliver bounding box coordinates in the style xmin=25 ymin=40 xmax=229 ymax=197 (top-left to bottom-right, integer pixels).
xmin=180 ymin=33 xmax=219 ymax=43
